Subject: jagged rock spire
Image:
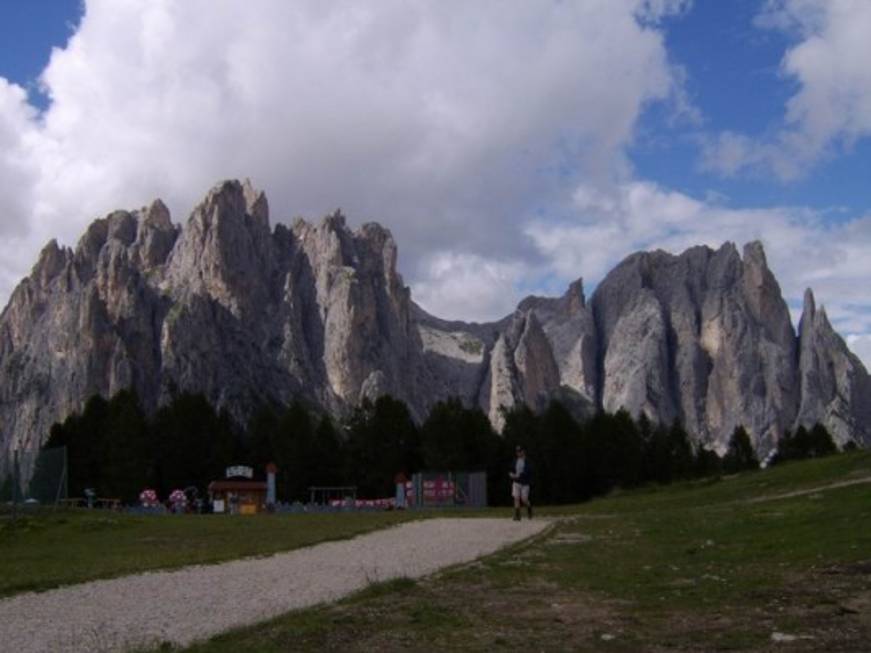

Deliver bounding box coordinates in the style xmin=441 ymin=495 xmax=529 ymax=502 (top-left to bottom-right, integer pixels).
xmin=0 ymin=180 xmax=868 ymax=471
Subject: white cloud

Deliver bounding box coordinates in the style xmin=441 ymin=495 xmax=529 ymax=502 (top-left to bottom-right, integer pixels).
xmin=0 ymin=81 xmax=37 ymax=237
xmin=703 ymin=0 xmax=871 ymax=179
xmin=0 ymin=80 xmax=42 ymax=295
xmin=412 ymin=252 xmax=532 ymax=323
xmin=846 ymin=334 xmax=871 ymax=367
xmin=525 ymin=180 xmax=871 ymax=368
xmin=5 ymin=0 xmax=869 ymax=371
xmin=0 ymin=0 xmax=688 ymax=320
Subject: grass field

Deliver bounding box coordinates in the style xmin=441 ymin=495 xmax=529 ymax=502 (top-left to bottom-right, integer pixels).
xmin=175 ymin=452 xmax=871 ymax=652
xmin=0 ymin=509 xmax=421 ymax=597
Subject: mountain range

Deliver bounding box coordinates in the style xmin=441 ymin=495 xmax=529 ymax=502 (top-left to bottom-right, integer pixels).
xmin=2 ymin=179 xmax=869 ymax=470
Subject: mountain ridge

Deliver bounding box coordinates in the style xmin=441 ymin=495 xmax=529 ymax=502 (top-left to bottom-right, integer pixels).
xmin=1 ymin=179 xmax=868 ymax=470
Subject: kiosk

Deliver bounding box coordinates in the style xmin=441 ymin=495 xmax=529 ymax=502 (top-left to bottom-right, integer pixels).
xmin=208 ymin=464 xmax=271 ymax=514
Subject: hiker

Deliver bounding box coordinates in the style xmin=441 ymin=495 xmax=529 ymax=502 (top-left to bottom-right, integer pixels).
xmin=510 ymin=445 xmax=532 ymax=521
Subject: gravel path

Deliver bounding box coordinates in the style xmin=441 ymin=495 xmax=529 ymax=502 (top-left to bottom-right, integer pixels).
xmin=0 ymin=517 xmax=547 ymax=652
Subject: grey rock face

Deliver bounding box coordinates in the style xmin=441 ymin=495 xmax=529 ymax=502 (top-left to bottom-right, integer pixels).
xmin=480 ymin=309 xmax=561 ymax=430
xmin=591 ymin=242 xmax=803 ymax=454
xmin=517 ymin=279 xmax=597 ymax=411
xmin=601 ymin=289 xmax=674 ymax=424
xmin=795 ymin=289 xmax=871 ymax=447
xmin=1 ymin=179 xmax=868 ymax=469
xmin=0 ymin=180 xmax=433 ymax=470
xmin=0 ymin=204 xmax=177 ymax=463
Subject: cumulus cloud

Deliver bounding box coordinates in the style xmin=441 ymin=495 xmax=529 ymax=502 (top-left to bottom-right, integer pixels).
xmin=0 ymin=0 xmax=688 ymax=319
xmin=4 ymin=0 xmax=869 ymax=368
xmin=0 ymin=79 xmax=44 ymax=295
xmin=0 ymin=80 xmax=38 ymax=233
xmin=525 ymin=180 xmax=871 ymax=367
xmin=702 ymin=0 xmax=871 ymax=179
xmin=411 ymin=252 xmax=533 ymax=323
xmin=846 ymin=335 xmax=871 ymax=367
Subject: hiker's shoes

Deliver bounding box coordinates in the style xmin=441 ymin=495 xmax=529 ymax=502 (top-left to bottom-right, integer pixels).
xmin=512 ymin=506 xmax=533 ymax=520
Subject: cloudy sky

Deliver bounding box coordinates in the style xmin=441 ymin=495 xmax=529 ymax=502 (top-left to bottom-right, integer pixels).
xmin=1 ymin=0 xmax=871 ymax=364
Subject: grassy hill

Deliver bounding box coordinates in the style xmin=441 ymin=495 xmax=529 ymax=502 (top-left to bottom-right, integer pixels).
xmin=179 ymin=451 xmax=871 ymax=652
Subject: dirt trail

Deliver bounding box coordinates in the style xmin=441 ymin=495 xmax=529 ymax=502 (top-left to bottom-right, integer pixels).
xmin=746 ymin=476 xmax=871 ymax=503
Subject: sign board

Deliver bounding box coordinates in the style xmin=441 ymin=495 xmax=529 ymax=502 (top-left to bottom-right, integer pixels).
xmin=213 ymin=499 xmax=225 ymax=513
xmin=225 ymin=465 xmax=254 ymax=479
xmin=422 ymin=477 xmax=455 ymax=506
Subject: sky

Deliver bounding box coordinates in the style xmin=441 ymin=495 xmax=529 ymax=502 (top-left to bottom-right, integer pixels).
xmin=1 ymin=0 xmax=870 ymax=365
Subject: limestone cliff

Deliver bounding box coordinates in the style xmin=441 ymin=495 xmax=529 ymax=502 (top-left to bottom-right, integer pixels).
xmin=795 ymin=289 xmax=871 ymax=447
xmin=1 ymin=179 xmax=869 ymax=467
xmin=590 ymin=242 xmax=802 ymax=454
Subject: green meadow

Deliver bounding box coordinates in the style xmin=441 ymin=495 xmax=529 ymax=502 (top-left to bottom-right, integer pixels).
xmin=0 ymin=510 xmax=420 ymax=597
xmin=180 ymin=452 xmax=871 ymax=652
xmin=3 ymin=452 xmax=870 ymax=651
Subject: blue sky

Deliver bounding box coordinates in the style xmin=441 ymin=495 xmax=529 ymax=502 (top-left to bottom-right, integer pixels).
xmin=634 ymin=1 xmax=869 ymax=213
xmin=0 ymin=0 xmax=81 ymax=108
xmin=0 ymin=0 xmax=870 ymax=363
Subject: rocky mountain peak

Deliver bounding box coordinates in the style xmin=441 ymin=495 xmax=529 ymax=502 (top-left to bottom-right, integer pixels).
xmin=796 ymin=286 xmax=871 ymax=447
xmin=742 ymin=240 xmax=767 ymax=268
xmin=564 ymin=278 xmax=586 ymax=312
xmin=184 ymin=179 xmax=271 ymax=242
xmin=0 ymin=179 xmax=868 ymax=472
xmin=33 ymin=239 xmax=71 ymax=286
xmin=517 ymin=278 xmax=586 ymax=316
xmin=324 ymin=208 xmax=346 ymax=228
xmin=801 ymin=287 xmax=816 ymax=320
xmin=241 ymin=178 xmax=269 ymax=227
xmin=165 ymin=179 xmax=273 ymax=315
xmin=131 ymin=201 xmax=178 ymax=271
xmin=591 ymin=240 xmax=804 ymax=453
xmin=106 ymin=211 xmax=137 ymax=246
xmin=75 ymin=216 xmax=110 ymax=263
xmin=143 ymin=198 xmax=172 ymax=230
xmin=740 ymin=240 xmax=794 ymax=349
xmin=354 ymin=222 xmax=400 ymax=283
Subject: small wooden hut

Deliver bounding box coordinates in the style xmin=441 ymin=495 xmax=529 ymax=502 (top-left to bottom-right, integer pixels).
xmin=208 ymin=464 xmax=273 ymax=514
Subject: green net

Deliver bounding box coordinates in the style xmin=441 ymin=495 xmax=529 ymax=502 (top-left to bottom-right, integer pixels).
xmin=0 ymin=447 xmax=69 ymax=506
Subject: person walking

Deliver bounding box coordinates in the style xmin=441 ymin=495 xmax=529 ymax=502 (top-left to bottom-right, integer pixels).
xmin=510 ymin=445 xmax=532 ymax=521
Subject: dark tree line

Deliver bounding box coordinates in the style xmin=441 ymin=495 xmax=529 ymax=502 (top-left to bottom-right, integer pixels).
xmin=45 ymin=391 xmax=239 ymax=503
xmin=774 ymin=424 xmax=839 ymax=462
xmin=41 ymin=389 xmax=843 ymax=505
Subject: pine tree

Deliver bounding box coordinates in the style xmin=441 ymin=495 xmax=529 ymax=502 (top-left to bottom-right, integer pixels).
xmin=723 ymin=426 xmax=758 ymax=473
xmin=345 ymin=396 xmax=421 ymax=497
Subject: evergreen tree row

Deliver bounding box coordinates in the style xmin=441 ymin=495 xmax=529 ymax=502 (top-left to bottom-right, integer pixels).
xmin=39 ymin=390 xmax=843 ymax=506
